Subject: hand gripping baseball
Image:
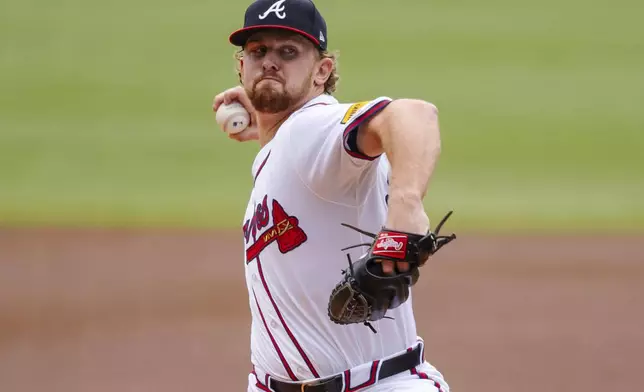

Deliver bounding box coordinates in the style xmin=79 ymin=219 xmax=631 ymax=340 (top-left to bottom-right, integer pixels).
xmin=327 ymin=211 xmax=456 ymax=333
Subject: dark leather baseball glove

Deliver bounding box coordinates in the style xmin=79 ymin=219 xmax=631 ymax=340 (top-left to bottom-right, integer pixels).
xmin=328 ymin=211 xmax=456 ymax=332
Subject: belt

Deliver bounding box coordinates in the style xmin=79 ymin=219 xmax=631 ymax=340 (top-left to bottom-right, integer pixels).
xmin=268 ymin=344 xmax=422 ymax=392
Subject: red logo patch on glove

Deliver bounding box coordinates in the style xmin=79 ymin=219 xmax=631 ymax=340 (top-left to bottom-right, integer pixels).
xmin=372 ymin=232 xmax=408 ymax=260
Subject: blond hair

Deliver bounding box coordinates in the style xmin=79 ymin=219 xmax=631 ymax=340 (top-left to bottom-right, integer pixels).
xmin=234 ymin=49 xmax=340 ymax=95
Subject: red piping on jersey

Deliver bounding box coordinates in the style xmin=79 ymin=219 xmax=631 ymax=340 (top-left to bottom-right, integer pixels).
xmin=342 ymin=100 xmax=391 ymax=161
xmin=343 ymin=360 xmax=379 ymax=392
xmin=252 ymin=289 xmax=298 ymax=381
xmin=301 ymin=102 xmax=330 ymax=110
xmin=254 ymin=151 xmax=271 ymax=184
xmin=407 ymin=346 xmax=444 ymax=392
xmin=255 ymin=255 xmax=321 ymax=378
xmin=252 ymin=102 xmax=327 ymax=184
xmin=252 ymin=370 xmax=272 ymax=392
xmin=410 ymin=367 xmax=444 ymax=392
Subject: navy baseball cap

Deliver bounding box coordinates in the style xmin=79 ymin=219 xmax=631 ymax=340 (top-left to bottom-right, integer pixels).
xmin=229 ymin=0 xmax=328 ymax=51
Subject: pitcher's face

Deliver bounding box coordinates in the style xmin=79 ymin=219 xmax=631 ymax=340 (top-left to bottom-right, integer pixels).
xmin=240 ymin=31 xmax=319 ymax=113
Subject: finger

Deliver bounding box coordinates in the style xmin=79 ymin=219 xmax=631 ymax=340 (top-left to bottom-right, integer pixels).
xmin=381 ymin=260 xmax=394 ymax=275
xmin=248 ymin=111 xmax=257 ymax=127
xmin=223 ymin=86 xmax=245 ymax=105
xmin=223 ymin=92 xmax=233 ymax=105
xmin=229 ymin=87 xmax=256 ymax=115
xmin=212 ymin=94 xmax=225 ymax=112
xmin=229 ymin=129 xmax=259 ymax=142
xmin=222 ymin=86 xmax=242 ymax=105
xmin=396 ymin=262 xmax=410 ymax=273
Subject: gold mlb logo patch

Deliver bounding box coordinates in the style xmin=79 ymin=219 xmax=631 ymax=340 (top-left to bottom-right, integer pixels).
xmin=341 ymin=101 xmax=369 ymax=124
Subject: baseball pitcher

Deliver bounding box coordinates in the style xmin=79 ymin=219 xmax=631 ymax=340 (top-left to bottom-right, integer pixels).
xmin=212 ymin=1 xmax=456 ymax=391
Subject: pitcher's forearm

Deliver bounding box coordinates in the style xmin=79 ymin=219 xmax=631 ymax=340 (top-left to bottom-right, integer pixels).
xmin=360 ymin=99 xmax=441 ymax=233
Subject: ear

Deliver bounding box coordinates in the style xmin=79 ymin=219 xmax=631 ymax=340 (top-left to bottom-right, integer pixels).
xmin=313 ymin=57 xmax=333 ymax=88
xmin=238 ymin=58 xmax=245 ymax=86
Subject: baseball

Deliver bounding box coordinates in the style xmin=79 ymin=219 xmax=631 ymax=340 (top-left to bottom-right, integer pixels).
xmin=216 ymin=101 xmax=250 ymax=134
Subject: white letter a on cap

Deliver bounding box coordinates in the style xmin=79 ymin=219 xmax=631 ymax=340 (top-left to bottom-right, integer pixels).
xmin=259 ymin=0 xmax=287 ymax=20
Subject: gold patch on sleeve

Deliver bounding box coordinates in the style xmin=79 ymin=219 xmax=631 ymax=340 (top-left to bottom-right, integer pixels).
xmin=341 ymin=101 xmax=369 ymax=124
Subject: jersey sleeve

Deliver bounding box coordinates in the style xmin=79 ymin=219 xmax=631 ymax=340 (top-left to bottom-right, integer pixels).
xmin=286 ymin=96 xmax=393 ymax=205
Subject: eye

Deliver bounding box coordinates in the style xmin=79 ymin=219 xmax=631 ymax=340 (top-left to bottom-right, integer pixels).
xmin=280 ymin=46 xmax=298 ymax=60
xmin=248 ymin=45 xmax=267 ymax=59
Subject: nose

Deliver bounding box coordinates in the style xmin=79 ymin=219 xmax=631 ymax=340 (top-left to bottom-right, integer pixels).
xmin=261 ymin=51 xmax=280 ymax=72
xmin=262 ymin=59 xmax=279 ymax=73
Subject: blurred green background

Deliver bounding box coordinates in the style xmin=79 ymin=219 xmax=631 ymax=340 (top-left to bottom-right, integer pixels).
xmin=1 ymin=0 xmax=642 ymax=232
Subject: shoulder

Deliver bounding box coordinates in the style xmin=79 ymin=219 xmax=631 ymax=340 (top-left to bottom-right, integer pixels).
xmin=289 ymin=95 xmax=347 ymax=122
xmin=275 ymin=96 xmax=394 ymax=204
xmin=338 ymin=97 xmax=393 ymax=128
xmin=281 ymin=95 xmax=394 ymax=162
xmin=287 ymin=95 xmax=394 ymax=132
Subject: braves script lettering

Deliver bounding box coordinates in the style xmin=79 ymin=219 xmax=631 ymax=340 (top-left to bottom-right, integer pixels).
xmin=243 ymin=195 xmax=269 ymax=243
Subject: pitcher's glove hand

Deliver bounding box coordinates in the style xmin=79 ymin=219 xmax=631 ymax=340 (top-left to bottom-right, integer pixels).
xmin=327 ymin=211 xmax=456 ymax=333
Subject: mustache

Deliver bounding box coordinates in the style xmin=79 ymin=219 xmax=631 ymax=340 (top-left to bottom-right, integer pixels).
xmin=254 ymin=73 xmax=284 ymax=85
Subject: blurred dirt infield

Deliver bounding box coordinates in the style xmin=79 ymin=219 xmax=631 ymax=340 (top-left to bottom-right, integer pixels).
xmin=0 ymin=229 xmax=642 ymax=392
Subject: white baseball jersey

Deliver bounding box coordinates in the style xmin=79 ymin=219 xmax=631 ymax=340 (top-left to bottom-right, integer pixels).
xmin=241 ymin=94 xmax=421 ymax=382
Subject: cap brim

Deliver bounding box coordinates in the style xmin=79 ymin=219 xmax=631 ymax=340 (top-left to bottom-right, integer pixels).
xmin=229 ymin=25 xmax=320 ymax=48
